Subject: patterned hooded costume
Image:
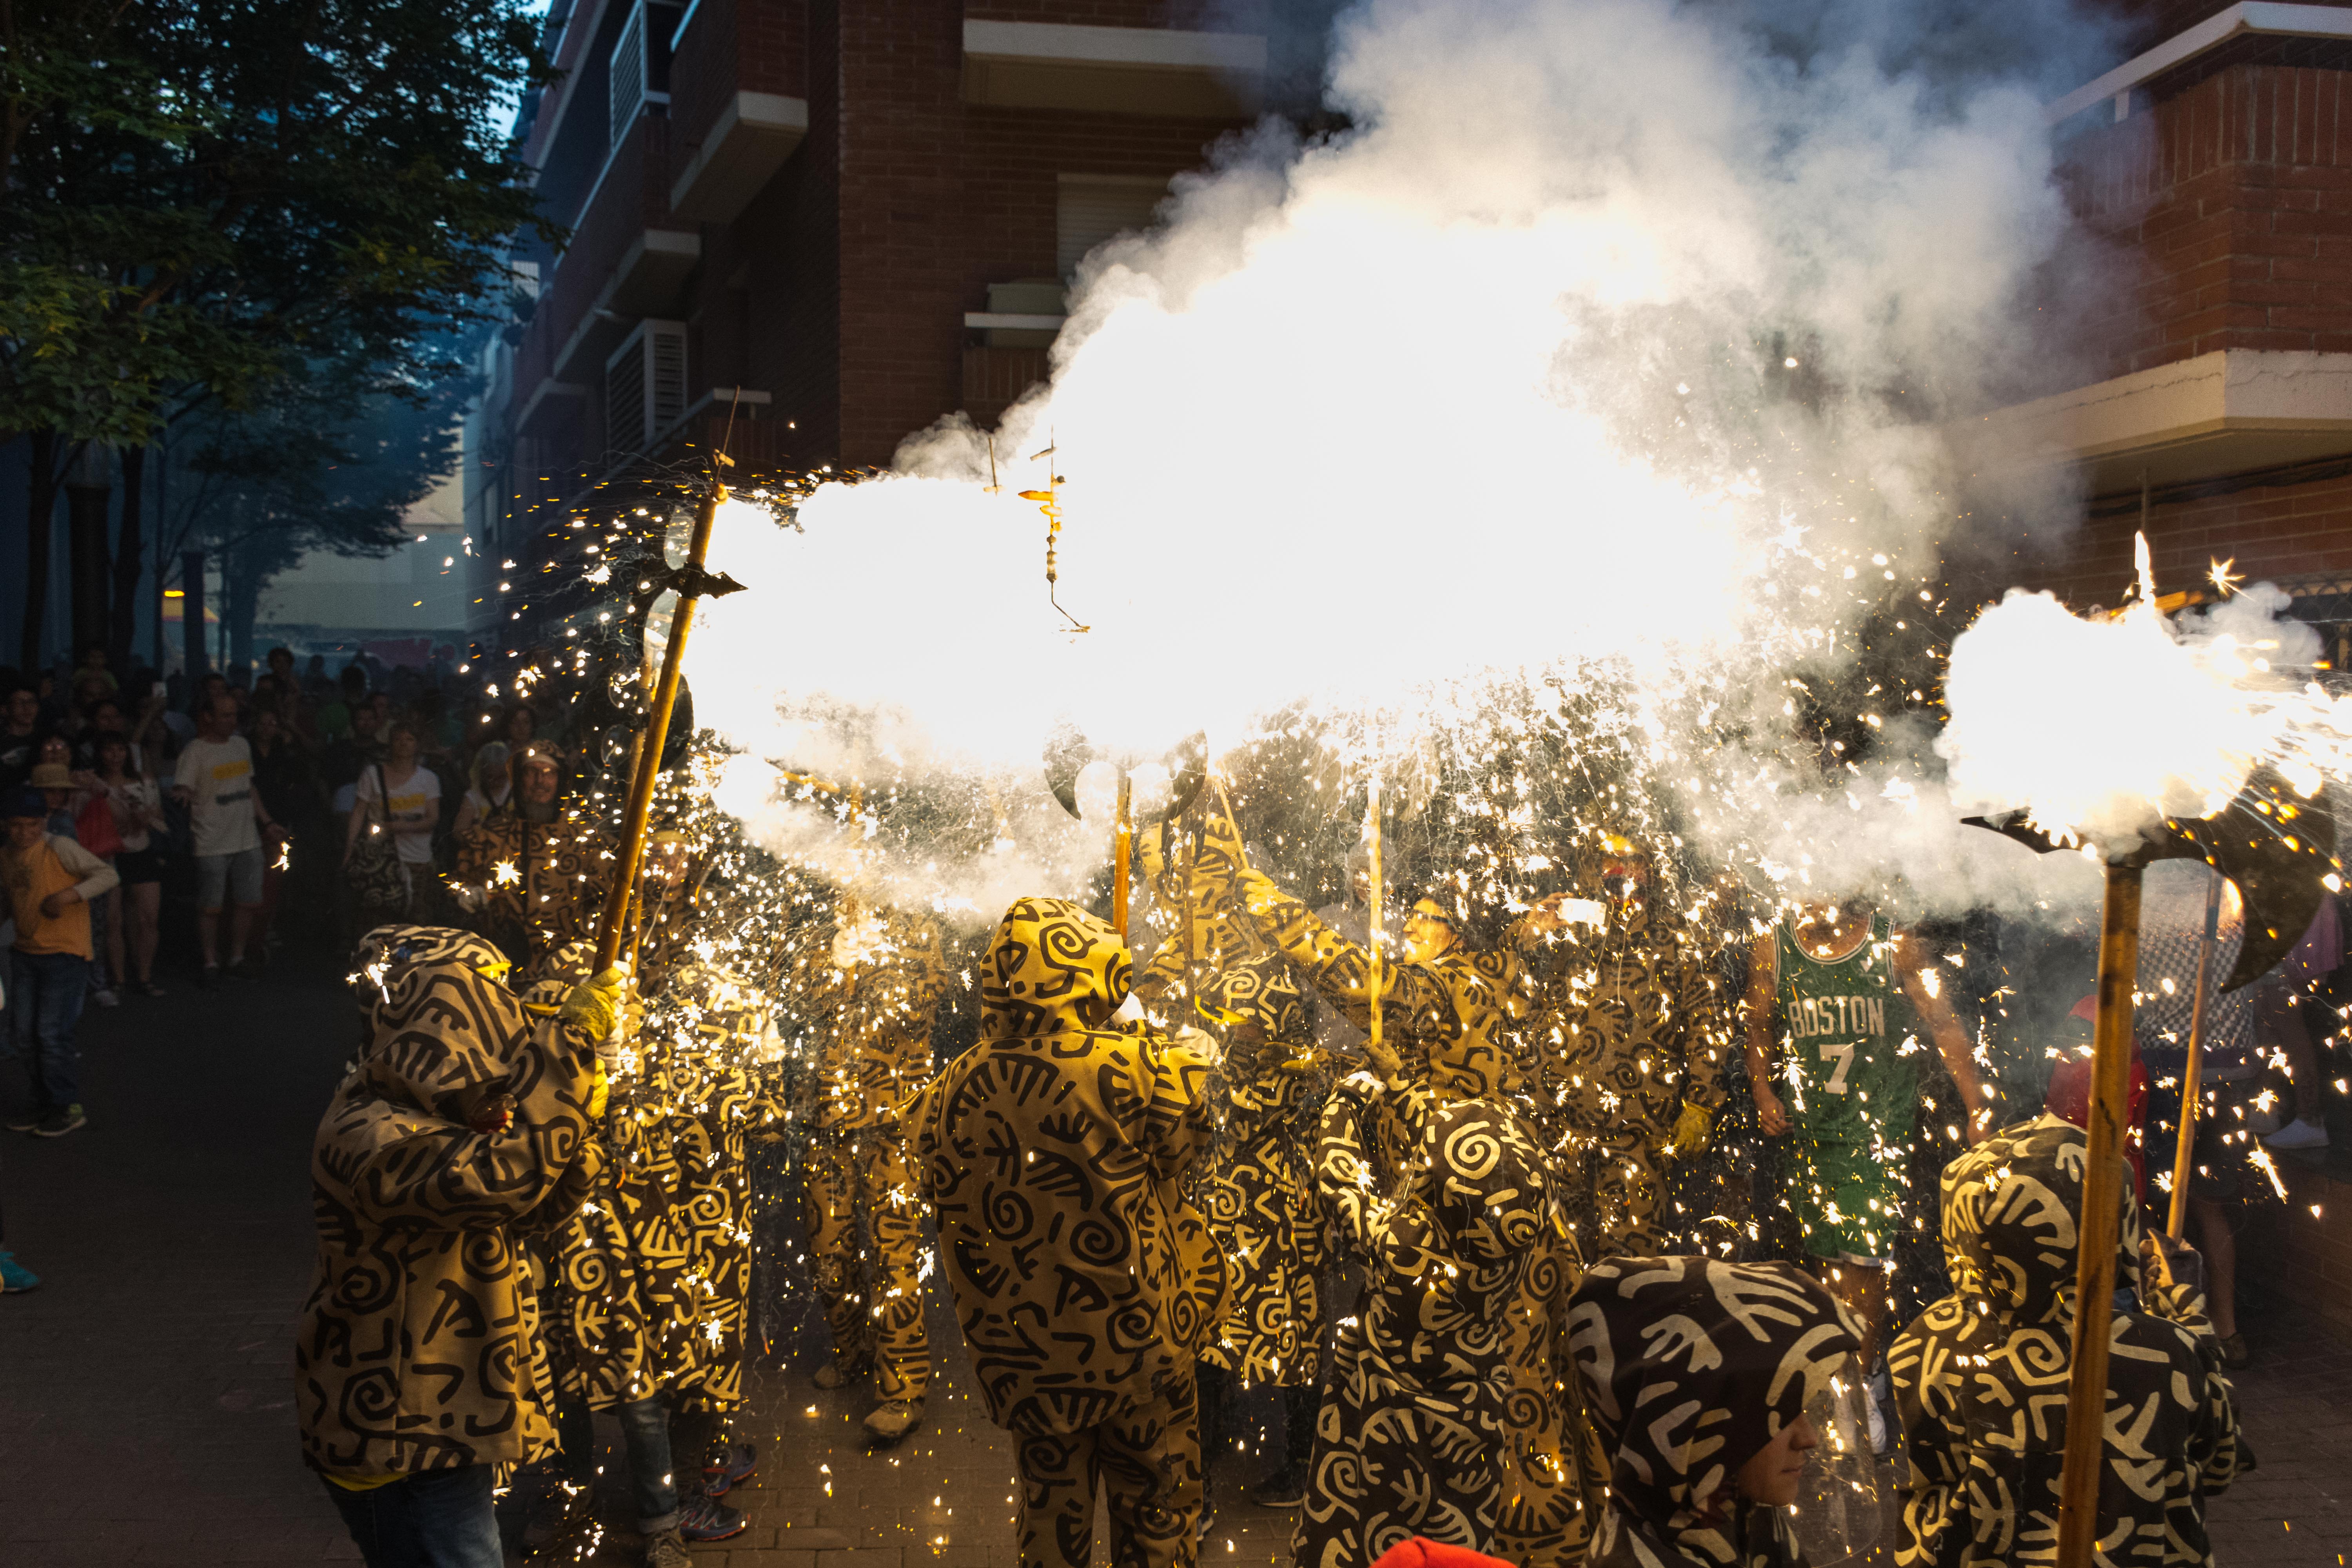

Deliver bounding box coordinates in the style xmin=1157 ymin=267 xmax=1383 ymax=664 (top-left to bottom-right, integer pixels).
xmin=1295 ymin=1080 xmax=1555 ymax=1568
xmin=450 ymin=807 xmax=615 ymax=969
xmin=906 ymin=896 xmax=1225 ymax=1568
xmin=1889 ymin=1114 xmax=2240 ymax=1568
xmin=1534 ymin=878 xmax=1730 ymax=1257
xmin=1194 ymin=955 xmax=1328 ymax=1389
xmin=528 ymin=950 xmax=780 ymax=1417
xmin=296 ymin=925 xmax=603 ymax=1476
xmin=1567 ymin=1257 xmax=1863 ymax=1568
xmin=789 ymin=900 xmax=952 ymax=1405
xmin=1192 ymin=811 xmax=1600 ymax=1568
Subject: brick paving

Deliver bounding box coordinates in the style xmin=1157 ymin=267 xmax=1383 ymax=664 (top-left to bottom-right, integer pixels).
xmin=2 ymin=959 xmax=2346 ymax=1566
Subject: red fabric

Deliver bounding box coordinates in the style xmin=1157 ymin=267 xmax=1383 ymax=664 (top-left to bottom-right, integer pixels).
xmin=1369 ymin=1541 xmax=1520 ymax=1568
xmin=74 ymin=793 xmax=123 ymax=858
xmin=2045 ymin=1044 xmax=2150 ymax=1199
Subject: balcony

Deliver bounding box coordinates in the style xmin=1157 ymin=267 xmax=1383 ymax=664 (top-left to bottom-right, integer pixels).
xmin=513 ymin=114 xmax=701 ymax=424
xmin=961 ymin=19 xmax=1265 ymax=117
xmin=668 ymin=0 xmax=810 ymax=224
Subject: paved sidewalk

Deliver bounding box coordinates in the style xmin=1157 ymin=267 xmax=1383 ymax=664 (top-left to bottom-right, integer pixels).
xmin=2 ymin=962 xmax=2345 ymax=1566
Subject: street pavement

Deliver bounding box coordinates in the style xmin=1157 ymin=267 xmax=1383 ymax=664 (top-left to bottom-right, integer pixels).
xmin=2 ymin=956 xmax=2347 ymax=1566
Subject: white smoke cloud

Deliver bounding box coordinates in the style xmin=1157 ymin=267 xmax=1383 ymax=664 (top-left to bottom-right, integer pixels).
xmin=687 ymin=0 xmax=2113 ymax=918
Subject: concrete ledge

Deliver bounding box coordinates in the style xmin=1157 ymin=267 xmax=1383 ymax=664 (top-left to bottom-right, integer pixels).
xmin=550 ymin=229 xmax=703 ymax=383
xmin=516 ymin=379 xmax=587 ymax=436
xmin=962 ymin=20 xmax=1264 ymax=118
xmin=1956 ymin=349 xmax=2352 ymax=495
xmin=670 ymin=91 xmax=809 ymax=223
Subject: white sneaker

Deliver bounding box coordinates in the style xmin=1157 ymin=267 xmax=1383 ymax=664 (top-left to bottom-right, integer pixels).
xmin=91 ymin=987 xmax=119 ymax=1009
xmin=2265 ymin=1118 xmax=2330 ymax=1151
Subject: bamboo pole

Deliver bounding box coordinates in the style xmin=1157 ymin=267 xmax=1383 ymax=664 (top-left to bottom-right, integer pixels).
xmin=595 ymin=480 xmax=727 ymax=970
xmin=1365 ymin=771 xmax=1383 ymax=1063
xmin=2056 ymin=860 xmax=2143 ymax=1568
xmin=1112 ymin=769 xmax=1133 ymax=942
xmin=2165 ymin=869 xmax=2224 ymax=1239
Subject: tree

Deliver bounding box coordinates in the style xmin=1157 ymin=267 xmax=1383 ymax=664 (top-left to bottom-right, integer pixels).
xmin=2 ymin=0 xmax=556 ymax=666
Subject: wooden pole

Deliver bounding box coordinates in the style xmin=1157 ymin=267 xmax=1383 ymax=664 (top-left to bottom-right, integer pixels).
xmin=1113 ymin=768 xmax=1133 ymax=941
xmin=2165 ymin=869 xmax=2224 ymax=1239
xmin=1365 ymin=771 xmax=1383 ymax=1062
xmin=2056 ymin=859 xmax=2143 ymax=1568
xmin=594 ymin=480 xmax=727 ymax=970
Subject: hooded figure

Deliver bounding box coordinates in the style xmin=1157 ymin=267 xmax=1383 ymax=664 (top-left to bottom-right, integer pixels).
xmin=1191 ymin=956 xmax=1330 ymax=1505
xmin=1196 ymin=813 xmax=1601 ymax=1565
xmin=1568 ymin=1257 xmax=1863 ymax=1568
xmin=906 ymin=896 xmax=1225 ymax=1568
xmin=1295 ymin=1082 xmax=1554 ymax=1568
xmin=448 ymin=771 xmax=614 ymax=970
xmin=1534 ymin=837 xmax=1731 ymax=1257
xmin=787 ymin=896 xmax=952 ymax=1440
xmin=297 ymin=926 xmax=607 ymax=1559
xmin=1889 ymin=1114 xmax=2240 ymax=1568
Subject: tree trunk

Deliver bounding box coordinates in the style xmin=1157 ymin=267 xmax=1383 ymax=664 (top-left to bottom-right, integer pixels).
xmin=226 ymin=545 xmax=259 ymax=674
xmin=111 ymin=445 xmax=148 ymax=668
xmin=65 ymin=442 xmax=113 ymax=664
xmin=20 ymin=431 xmax=61 ymax=670
xmin=181 ymin=549 xmax=206 ymax=688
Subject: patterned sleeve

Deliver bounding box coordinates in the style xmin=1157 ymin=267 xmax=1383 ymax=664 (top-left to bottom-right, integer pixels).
xmin=2140 ymin=1263 xmax=2243 ymax=1494
xmin=1241 ymin=878 xmax=1446 ymax=1044
xmin=1314 ymin=1072 xmax=1397 ymax=1259
xmin=1141 ymin=1029 xmax=1220 ymax=1185
xmin=1887 ymin=1315 xmax=1968 ymax=1568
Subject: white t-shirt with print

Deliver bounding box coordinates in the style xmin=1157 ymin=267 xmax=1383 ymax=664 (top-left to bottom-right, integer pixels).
xmin=174 ymin=736 xmax=260 ymax=858
xmin=355 ymin=764 xmax=443 ymax=864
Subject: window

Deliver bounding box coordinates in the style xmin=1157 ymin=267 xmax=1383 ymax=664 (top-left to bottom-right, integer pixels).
xmin=1056 ymin=174 xmax=1169 ymax=279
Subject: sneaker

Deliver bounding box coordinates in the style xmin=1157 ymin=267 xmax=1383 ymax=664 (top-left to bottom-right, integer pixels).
xmin=226 ymin=957 xmax=261 ymax=982
xmin=1253 ymin=1466 xmax=1307 ymax=1508
xmin=701 ymin=1440 xmax=757 ymax=1498
xmin=812 ymin=1359 xmax=867 ymax=1390
xmin=2265 ymin=1118 xmax=2330 ymax=1151
xmin=91 ymin=987 xmax=119 ymax=1009
xmin=133 ymin=979 xmax=165 ymax=997
xmin=0 ymin=1248 xmax=40 ymax=1293
xmin=675 ymin=1492 xmax=745 ymax=1543
xmin=199 ymin=965 xmax=222 ymax=990
xmin=863 ymin=1399 xmax=923 ymax=1445
xmin=644 ymin=1529 xmax=693 ymax=1568
xmin=4 ymin=1112 xmax=39 ymax=1133
xmin=33 ymin=1105 xmax=87 ymax=1138
xmin=2216 ymin=1332 xmax=2253 ymax=1370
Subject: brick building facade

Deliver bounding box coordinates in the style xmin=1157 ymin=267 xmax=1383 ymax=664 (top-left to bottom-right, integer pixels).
xmin=1985 ymin=0 xmax=2352 ymax=666
xmin=468 ymin=0 xmax=1272 ymax=639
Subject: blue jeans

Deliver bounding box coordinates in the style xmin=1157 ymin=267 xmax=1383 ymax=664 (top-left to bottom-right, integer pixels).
xmin=6 ymin=948 xmax=87 ymax=1116
xmin=320 ymin=1466 xmax=502 ymax=1568
xmin=617 ymin=1396 xmax=680 ymax=1531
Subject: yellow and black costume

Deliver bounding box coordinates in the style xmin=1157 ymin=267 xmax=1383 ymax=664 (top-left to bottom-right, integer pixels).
xmin=789 ymin=901 xmax=951 ymax=1419
xmin=449 ymin=809 xmax=615 ymax=969
xmin=907 ymin=897 xmax=1226 ymax=1568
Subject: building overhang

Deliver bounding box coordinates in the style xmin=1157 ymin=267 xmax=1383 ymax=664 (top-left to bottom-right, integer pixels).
xmin=670 ymin=91 xmax=809 ymax=223
xmin=961 ymin=20 xmax=1265 ymax=118
xmin=1956 ymin=349 xmax=2352 ymax=497
xmin=550 ymin=229 xmax=703 ymax=383
xmin=516 ymin=379 xmax=587 ymax=437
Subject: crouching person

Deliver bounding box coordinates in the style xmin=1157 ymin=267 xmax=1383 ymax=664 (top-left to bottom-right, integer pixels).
xmin=1567 ymin=1256 xmax=1863 ymax=1568
xmin=296 ymin=926 xmax=615 ymax=1568
xmin=907 ymin=897 xmax=1226 ymax=1568
xmin=1890 ymin=1114 xmax=2241 ymax=1568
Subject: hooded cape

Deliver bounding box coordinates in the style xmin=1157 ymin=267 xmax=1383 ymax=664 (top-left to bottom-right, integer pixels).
xmin=906 ymin=896 xmax=1226 ymax=1435
xmin=296 ymin=925 xmax=601 ymax=1474
xmin=1568 ymin=1256 xmax=1862 ymax=1568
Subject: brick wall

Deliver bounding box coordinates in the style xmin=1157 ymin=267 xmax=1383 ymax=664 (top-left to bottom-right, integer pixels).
xmin=2071 ymin=64 xmax=2352 ymax=375
xmin=2004 ymin=467 xmax=2352 ymax=604
xmin=2241 ymin=1156 xmax=2352 ymax=1339
xmin=514 ymin=115 xmax=675 ymax=422
xmin=670 ymin=0 xmax=809 ymax=167
xmin=967 ymin=0 xmax=1267 ymax=29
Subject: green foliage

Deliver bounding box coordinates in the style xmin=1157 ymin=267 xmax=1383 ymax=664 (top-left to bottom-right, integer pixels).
xmin=1 ymin=0 xmax=559 ymax=444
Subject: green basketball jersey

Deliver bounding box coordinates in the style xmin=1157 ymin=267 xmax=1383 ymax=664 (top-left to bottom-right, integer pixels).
xmin=1772 ymin=915 xmax=1919 ymax=1146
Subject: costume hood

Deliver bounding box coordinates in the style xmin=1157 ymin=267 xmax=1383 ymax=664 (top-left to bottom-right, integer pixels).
xmin=978 ymin=896 xmax=1132 ymax=1040
xmin=348 ymin=924 xmax=538 ymax=1123
xmin=1941 ymin=1112 xmax=2141 ymax=1328
xmin=1412 ymin=1098 xmax=1548 ymax=1267
xmin=1422 ymin=949 xmax=1517 ymax=1099
xmin=1569 ymin=1257 xmax=1860 ymax=1564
